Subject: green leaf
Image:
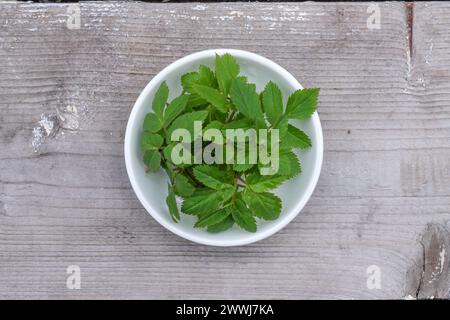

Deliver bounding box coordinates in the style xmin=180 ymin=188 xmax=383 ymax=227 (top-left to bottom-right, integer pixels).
xmin=195 ymin=206 xmax=231 ymax=228
xmin=273 ymin=115 xmax=288 ymax=138
xmin=152 ymin=82 xmax=169 ymax=119
xmin=186 ymin=94 xmax=206 ymax=109
xmin=163 ymin=95 xmax=189 ymax=127
xmin=181 ymin=188 xmax=233 ymax=215
xmin=215 ymin=107 xmax=229 ymax=120
xmin=166 ymin=185 xmax=180 ymax=222
xmin=181 ymin=66 xmax=217 ymax=108
xmin=232 ymin=199 xmax=257 ymax=232
xmin=204 ymin=120 xmax=223 ymax=131
xmin=233 ymin=163 xmax=254 ymax=172
xmin=230 ymin=78 xmax=264 ymax=124
xmin=285 ymin=88 xmax=319 ymax=119
xmin=182 ymin=65 xmax=215 ymax=91
xmin=246 ymin=173 xmax=287 ymax=193
xmin=181 ymin=72 xmax=204 ymax=108
xmin=282 ymin=124 xmax=312 ymax=149
xmin=141 ymin=132 xmax=163 ymax=151
xmin=221 ymin=118 xmax=253 ymax=130
xmin=143 ymin=150 xmax=161 ymax=172
xmin=243 ymin=190 xmax=281 ymax=220
xmin=167 ymin=110 xmax=209 ymax=139
xmin=193 ymin=165 xmax=234 ymax=190
xmin=181 ymin=189 xmax=221 ymax=215
xmin=143 ymin=54 xmax=317 ymax=230
xmin=207 ymin=215 xmax=234 ymax=233
xmin=164 ymin=142 xmax=192 ymax=168
xmin=192 ymin=84 xmax=229 ymax=113
xmin=229 ymin=140 xmax=256 ymax=172
xmin=261 ymin=81 xmax=283 ymax=125
xmin=215 ymin=53 xmax=240 ymax=96
xmin=277 ymin=150 xmax=301 ymax=177
xmin=143 ymin=113 xmax=163 ymax=133
xmin=237 ymin=75 xmax=248 ymax=83
xmin=198 ymin=65 xmax=216 ymax=87
xmin=163 ymin=142 xmax=176 ymax=162
xmin=181 ymin=72 xmax=199 ymax=92
xmin=174 ymin=174 xmax=195 ymax=197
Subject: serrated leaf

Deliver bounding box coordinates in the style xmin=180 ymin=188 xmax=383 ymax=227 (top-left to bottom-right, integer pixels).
xmin=152 ymin=82 xmax=169 ymax=119
xmin=232 ymin=199 xmax=257 ymax=232
xmin=285 ymin=88 xmax=319 ymax=119
xmin=143 ymin=113 xmax=163 ymax=133
xmin=230 ymin=78 xmax=264 ymax=124
xmin=167 ymin=110 xmax=209 ymax=139
xmin=277 ymin=150 xmax=301 ymax=177
xmin=246 ymin=173 xmax=287 ymax=193
xmin=273 ymin=115 xmax=288 ymax=138
xmin=163 ymin=94 xmax=189 ymax=127
xmin=187 ymin=94 xmax=207 ymax=109
xmin=182 ymin=65 xmax=216 ymax=90
xmin=237 ymin=75 xmax=248 ymax=83
xmin=215 ymin=53 xmax=240 ymax=96
xmin=181 ymin=187 xmax=233 ymax=215
xmin=181 ymin=67 xmax=217 ymax=108
xmin=143 ymin=150 xmax=161 ymax=172
xmin=221 ymin=118 xmax=253 ymax=130
xmin=181 ymin=72 xmax=199 ymax=92
xmin=181 ymin=189 xmax=221 ymax=215
xmin=192 ymin=84 xmax=229 ymax=113
xmin=262 ymin=81 xmax=283 ymax=125
xmin=166 ymin=185 xmax=180 ymax=222
xmin=207 ymin=215 xmax=234 ymax=233
xmin=193 ymin=165 xmax=234 ymax=190
xmin=174 ymin=174 xmax=195 ymax=197
xmin=141 ymin=132 xmax=163 ymax=151
xmin=230 ymin=141 xmax=256 ymax=172
xmin=195 ymin=206 xmax=231 ymax=228
xmin=282 ymin=124 xmax=312 ymax=149
xmin=144 ymin=53 xmax=316 ymax=231
xmin=181 ymin=72 xmax=203 ymax=107
xmin=198 ymin=65 xmax=216 ymax=87
xmin=213 ymin=109 xmax=228 ymax=122
xmin=163 ymin=142 xmax=188 ymax=166
xmin=163 ymin=143 xmax=175 ymax=162
xmin=233 ymin=163 xmax=254 ymax=172
xmin=164 ymin=142 xmax=192 ymax=168
xmin=243 ymin=190 xmax=281 ymax=220
xmin=204 ymin=120 xmax=223 ymax=131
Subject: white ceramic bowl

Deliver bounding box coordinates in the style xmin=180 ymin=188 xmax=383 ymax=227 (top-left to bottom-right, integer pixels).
xmin=124 ymin=49 xmax=323 ymax=246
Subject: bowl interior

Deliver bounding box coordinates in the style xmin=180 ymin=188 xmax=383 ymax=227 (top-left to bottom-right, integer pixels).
xmin=125 ymin=49 xmax=322 ymax=246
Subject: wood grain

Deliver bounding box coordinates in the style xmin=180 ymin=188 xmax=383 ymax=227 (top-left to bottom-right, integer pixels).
xmin=0 ymin=2 xmax=449 ymax=299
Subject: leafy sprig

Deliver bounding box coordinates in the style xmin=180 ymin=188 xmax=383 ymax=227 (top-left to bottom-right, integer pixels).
xmin=140 ymin=53 xmax=319 ymax=233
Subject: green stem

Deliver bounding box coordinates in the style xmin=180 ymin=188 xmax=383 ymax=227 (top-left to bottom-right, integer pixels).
xmin=270 ymin=114 xmax=286 ymax=130
xmin=181 ymin=168 xmax=201 ymax=187
xmin=231 ymin=175 xmax=239 ymax=203
xmin=226 ymin=110 xmax=236 ymax=123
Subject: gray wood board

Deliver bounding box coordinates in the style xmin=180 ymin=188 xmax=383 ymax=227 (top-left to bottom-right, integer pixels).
xmin=0 ymin=2 xmax=449 ymax=299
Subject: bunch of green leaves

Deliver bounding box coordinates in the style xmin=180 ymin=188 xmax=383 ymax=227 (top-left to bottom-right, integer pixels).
xmin=140 ymin=53 xmax=319 ymax=233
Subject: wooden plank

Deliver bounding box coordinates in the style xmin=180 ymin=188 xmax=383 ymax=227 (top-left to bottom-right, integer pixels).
xmin=0 ymin=2 xmax=449 ymax=299
xmin=402 ymin=2 xmax=450 ymax=299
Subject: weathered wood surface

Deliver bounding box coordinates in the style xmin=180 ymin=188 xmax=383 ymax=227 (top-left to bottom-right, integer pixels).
xmin=0 ymin=2 xmax=449 ymax=299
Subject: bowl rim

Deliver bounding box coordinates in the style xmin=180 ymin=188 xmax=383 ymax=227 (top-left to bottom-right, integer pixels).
xmin=124 ymin=48 xmax=323 ymax=246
